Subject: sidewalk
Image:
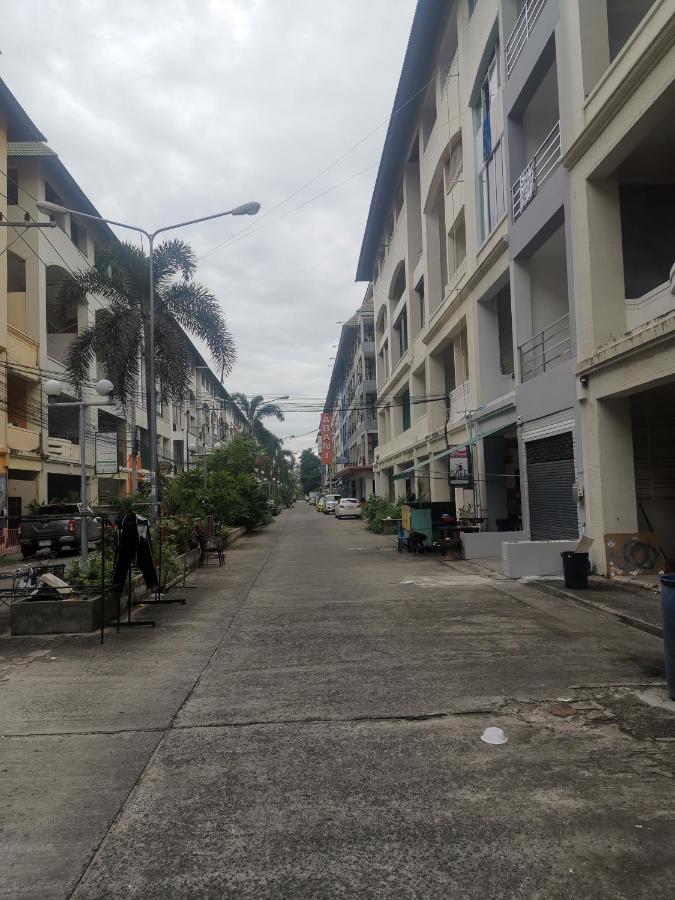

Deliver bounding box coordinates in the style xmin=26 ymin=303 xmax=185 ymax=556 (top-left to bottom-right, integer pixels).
xmin=464 ymin=556 xmax=664 ymax=637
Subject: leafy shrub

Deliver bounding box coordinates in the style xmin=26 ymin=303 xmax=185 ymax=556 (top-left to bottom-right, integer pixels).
xmin=363 ymin=495 xmax=401 ymax=533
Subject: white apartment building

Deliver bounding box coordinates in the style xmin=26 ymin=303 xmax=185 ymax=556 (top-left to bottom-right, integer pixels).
xmin=1 ymin=90 xmax=246 ymax=518
xmin=562 ymin=0 xmax=675 ymax=572
xmin=358 ymin=0 xmax=674 ymax=559
xmin=357 ymin=0 xmax=521 ymax=530
xmin=323 ymin=290 xmax=378 ymax=499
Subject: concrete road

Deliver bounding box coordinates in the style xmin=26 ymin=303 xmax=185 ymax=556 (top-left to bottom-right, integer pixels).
xmin=0 ymin=504 xmax=673 ymax=899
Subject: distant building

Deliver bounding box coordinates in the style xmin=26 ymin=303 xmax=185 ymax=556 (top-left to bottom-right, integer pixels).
xmin=323 ymin=289 xmax=378 ymax=499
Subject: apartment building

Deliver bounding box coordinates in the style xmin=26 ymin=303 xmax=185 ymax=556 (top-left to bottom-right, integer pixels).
xmin=357 ymin=0 xmax=521 ymax=530
xmin=0 ymin=82 xmax=51 ymax=523
xmin=0 ymin=78 xmax=246 ymax=519
xmin=561 ymin=0 xmax=675 ymax=571
xmin=357 ymin=0 xmax=674 ymax=558
xmin=323 ymin=291 xmax=378 ymax=499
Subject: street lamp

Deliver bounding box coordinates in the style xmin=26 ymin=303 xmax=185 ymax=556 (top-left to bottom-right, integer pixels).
xmin=203 ymin=440 xmax=222 ymax=487
xmin=37 ymin=199 xmax=261 ymax=521
xmin=44 ymin=377 xmax=115 ymax=562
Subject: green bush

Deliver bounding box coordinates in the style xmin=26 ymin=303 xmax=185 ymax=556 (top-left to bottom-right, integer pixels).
xmin=64 ymin=552 xmax=114 ymax=588
xmin=162 ymin=435 xmax=270 ymax=531
xmin=363 ymin=495 xmax=401 ymax=533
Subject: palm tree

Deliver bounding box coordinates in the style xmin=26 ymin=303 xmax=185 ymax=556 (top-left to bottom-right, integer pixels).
xmin=231 ymin=393 xmax=285 ymax=442
xmin=58 ymin=240 xmax=236 ymax=413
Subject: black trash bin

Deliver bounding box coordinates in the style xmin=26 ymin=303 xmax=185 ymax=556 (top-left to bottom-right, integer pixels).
xmin=561 ymin=551 xmax=589 ymax=589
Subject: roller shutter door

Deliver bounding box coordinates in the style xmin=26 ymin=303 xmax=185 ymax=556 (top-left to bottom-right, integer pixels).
xmin=526 ymin=432 xmax=578 ymax=540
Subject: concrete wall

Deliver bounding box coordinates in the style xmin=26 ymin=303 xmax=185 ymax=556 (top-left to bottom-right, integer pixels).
xmin=502 ymin=539 xmax=578 ymax=577
xmin=461 ymin=529 xmax=525 ymax=558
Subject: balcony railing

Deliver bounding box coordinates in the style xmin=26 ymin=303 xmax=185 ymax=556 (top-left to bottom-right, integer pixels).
xmin=511 ymin=121 xmax=561 ymax=220
xmin=519 ymin=313 xmax=571 ymax=382
xmin=506 ymin=0 xmax=548 ymax=78
xmin=448 ymin=380 xmax=470 ymax=424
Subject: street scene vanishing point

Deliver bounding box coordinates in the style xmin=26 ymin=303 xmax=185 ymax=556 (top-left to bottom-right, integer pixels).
xmin=0 ymin=1 xmax=674 ymax=897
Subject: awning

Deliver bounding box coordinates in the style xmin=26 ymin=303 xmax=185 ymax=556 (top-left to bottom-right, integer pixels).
xmin=392 ymin=419 xmax=516 ymax=479
xmin=392 ymin=443 xmax=468 ymax=480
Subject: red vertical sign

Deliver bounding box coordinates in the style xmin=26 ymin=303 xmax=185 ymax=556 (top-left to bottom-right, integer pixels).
xmin=320 ymin=413 xmax=333 ymax=465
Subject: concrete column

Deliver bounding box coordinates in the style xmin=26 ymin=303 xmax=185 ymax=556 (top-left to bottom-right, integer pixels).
xmin=577 ymin=0 xmax=610 ymax=97
xmin=511 ymin=260 xmax=533 ymax=382
xmin=573 ymin=179 xmax=626 ymax=358
xmin=394 ymin=465 xmax=407 ymax=501
xmin=582 ymin=395 xmax=638 ymax=573
xmin=430 ymin=455 xmax=451 ymax=502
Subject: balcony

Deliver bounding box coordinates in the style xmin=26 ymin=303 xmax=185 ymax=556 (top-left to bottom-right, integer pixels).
xmin=505 ymin=0 xmax=548 ymax=78
xmin=519 ymin=313 xmax=571 ymax=382
xmin=7 ymin=424 xmax=40 ymax=453
xmin=7 ymin=325 xmax=38 ymax=369
xmin=46 ymin=437 xmax=81 ymax=463
xmin=448 ymin=381 xmax=470 ymax=424
xmin=512 ymin=121 xmax=561 ymax=220
xmin=625 ymin=265 xmax=675 ymax=333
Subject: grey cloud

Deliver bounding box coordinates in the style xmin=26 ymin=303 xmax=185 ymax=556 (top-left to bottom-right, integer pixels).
xmin=2 ymin=0 xmax=415 ymax=450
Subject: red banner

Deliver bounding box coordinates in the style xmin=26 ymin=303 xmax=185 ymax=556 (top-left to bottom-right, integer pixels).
xmin=319 ymin=413 xmax=333 ymax=465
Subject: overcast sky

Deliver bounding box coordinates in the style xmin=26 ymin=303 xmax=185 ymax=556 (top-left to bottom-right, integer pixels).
xmin=1 ymin=0 xmax=415 ymax=454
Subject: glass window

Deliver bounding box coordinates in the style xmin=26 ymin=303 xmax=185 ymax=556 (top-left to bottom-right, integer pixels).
xmin=401 ymin=390 xmax=411 ymax=431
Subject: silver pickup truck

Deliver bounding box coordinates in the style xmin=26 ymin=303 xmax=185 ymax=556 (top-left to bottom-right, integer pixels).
xmin=19 ymin=504 xmax=103 ymax=558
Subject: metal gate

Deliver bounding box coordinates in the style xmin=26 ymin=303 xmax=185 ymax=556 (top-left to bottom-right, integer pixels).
xmin=526 ymin=432 xmax=578 ymax=540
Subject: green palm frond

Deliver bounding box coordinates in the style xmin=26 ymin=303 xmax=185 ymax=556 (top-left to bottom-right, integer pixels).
xmin=161 ymin=282 xmax=236 ymax=377
xmin=155 ymin=318 xmax=193 ymax=403
xmin=153 ymin=239 xmax=196 ymax=285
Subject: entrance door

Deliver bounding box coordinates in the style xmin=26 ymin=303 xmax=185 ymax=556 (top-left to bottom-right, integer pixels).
xmin=8 ymin=496 xmax=22 ymax=530
xmin=526 ymin=432 xmax=578 ymax=540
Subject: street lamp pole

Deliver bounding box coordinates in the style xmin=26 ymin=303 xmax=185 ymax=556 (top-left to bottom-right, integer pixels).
xmin=37 ymin=200 xmax=261 ymax=521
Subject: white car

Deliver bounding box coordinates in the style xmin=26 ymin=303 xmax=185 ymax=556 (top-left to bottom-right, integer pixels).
xmin=322 ymin=494 xmax=341 ymax=514
xmin=335 ymin=497 xmax=362 ymax=519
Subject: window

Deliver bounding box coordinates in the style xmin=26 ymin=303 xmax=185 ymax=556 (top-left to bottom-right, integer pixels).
xmin=7 ymin=168 xmax=18 ymax=205
xmin=376 ymin=306 xmax=387 ymax=340
xmin=383 ymin=340 xmax=389 ymax=380
xmin=365 ymin=358 xmax=376 ymax=381
xmin=416 ymin=278 xmax=425 ymax=329
xmin=443 ymin=342 xmax=456 ymax=394
xmin=458 ymin=324 xmax=470 ymax=382
xmin=401 ymin=390 xmax=411 ymax=432
xmin=445 ymin=140 xmax=462 ymax=193
xmin=421 ymin=86 xmax=437 ymax=149
xmin=448 ymin=215 xmax=466 ymax=276
xmin=394 ymin=309 xmax=408 ymax=357
xmin=476 ymin=46 xmax=505 ymax=242
xmin=432 ymin=186 xmax=448 ymax=294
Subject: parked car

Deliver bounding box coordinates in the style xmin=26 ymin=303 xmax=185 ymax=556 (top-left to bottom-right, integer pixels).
xmin=19 ymin=503 xmax=102 ymax=558
xmin=335 ymin=497 xmax=362 ymax=519
xmin=322 ymin=494 xmax=341 ymax=515
xmin=316 ymin=496 xmax=326 ymax=513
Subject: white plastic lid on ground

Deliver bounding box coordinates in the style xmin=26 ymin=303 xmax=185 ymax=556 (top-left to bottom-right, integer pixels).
xmin=481 ymin=726 xmax=508 ymax=745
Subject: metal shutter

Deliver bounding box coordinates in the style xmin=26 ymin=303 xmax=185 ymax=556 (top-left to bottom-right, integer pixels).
xmin=526 ymin=432 xmax=578 ymax=540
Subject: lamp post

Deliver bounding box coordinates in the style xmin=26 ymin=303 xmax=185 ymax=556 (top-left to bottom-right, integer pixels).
xmin=36 ymin=199 xmax=261 ymax=521
xmin=44 ymin=377 xmax=115 ymax=562
xmin=203 ymin=441 xmax=222 ymax=488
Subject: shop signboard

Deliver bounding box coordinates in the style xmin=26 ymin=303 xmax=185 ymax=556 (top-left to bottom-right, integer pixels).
xmin=319 ymin=413 xmax=334 ymax=465
xmin=449 ymin=446 xmax=472 ymax=487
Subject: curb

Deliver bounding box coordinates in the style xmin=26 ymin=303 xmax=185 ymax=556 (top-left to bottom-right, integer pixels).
xmin=534 ymin=580 xmax=663 ymax=639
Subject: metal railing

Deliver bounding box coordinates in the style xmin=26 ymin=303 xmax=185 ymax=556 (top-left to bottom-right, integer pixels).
xmin=519 ymin=313 xmax=571 ymax=382
xmin=511 ymin=121 xmax=561 ymax=220
xmin=506 ymin=0 xmax=548 ymax=78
